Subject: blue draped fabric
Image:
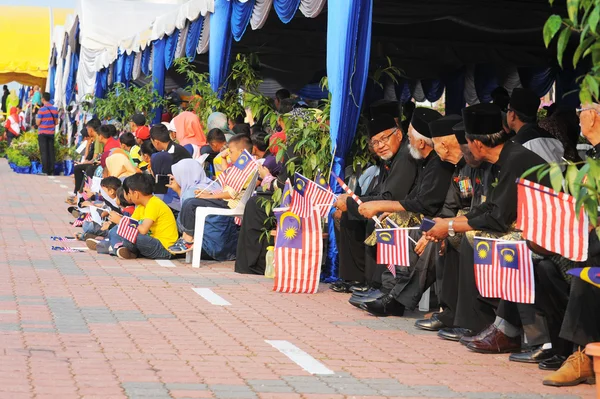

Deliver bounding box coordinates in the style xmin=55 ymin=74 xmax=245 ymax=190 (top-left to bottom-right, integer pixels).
xmin=151 ymin=39 xmax=166 ymax=124
xmin=421 ymin=79 xmax=445 ymax=102
xmin=231 ymin=0 xmax=255 ymax=41
xmin=186 ymin=16 xmax=204 ymax=60
xmin=395 ymin=80 xmax=412 ymax=104
xmin=65 ymin=49 xmax=79 ymax=104
xmin=141 ymin=46 xmax=151 ymax=76
xmin=94 ymin=68 xmax=108 ymax=99
xmin=125 ymin=52 xmax=134 ymax=82
xmin=49 ymin=65 xmax=56 ymax=101
xmin=18 ymin=87 xmax=25 ymax=108
xmin=556 ymin=64 xmax=586 ymax=108
xmin=115 ymin=52 xmax=126 ymax=84
xmin=274 ymin=0 xmax=301 ymax=23
xmin=474 ymin=64 xmax=498 ymax=103
xmin=518 ymin=67 xmax=556 ymax=98
xmin=324 ymin=0 xmax=373 ymax=282
xmin=165 ymin=29 xmax=179 ymax=70
xmin=443 ymin=67 xmax=466 ymax=115
xmin=296 ymin=83 xmax=329 ymax=100
xmin=209 ymin=0 xmax=233 ymax=96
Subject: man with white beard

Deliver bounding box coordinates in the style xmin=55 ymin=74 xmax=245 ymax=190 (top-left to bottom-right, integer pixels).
xmin=356 ymin=108 xmax=455 ymax=316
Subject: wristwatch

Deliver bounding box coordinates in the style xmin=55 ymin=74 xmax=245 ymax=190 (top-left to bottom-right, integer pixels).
xmin=448 ymin=220 xmax=456 ymax=237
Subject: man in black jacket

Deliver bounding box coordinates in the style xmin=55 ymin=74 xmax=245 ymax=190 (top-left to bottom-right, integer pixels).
xmin=332 ymin=114 xmax=419 ymax=292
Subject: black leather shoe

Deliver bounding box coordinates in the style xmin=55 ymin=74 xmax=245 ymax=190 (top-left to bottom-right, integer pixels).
xmin=509 ymin=346 xmax=556 ymax=363
xmin=352 ymin=287 xmax=380 ymax=297
xmin=350 ymin=283 xmax=370 ymax=293
xmin=348 ymin=290 xmax=384 ymax=308
xmin=438 ymin=327 xmax=475 ymax=342
xmin=360 ymin=294 xmax=405 ymax=317
xmin=330 ymin=281 xmax=360 ymax=293
xmin=415 ymin=314 xmax=446 ymax=331
xmin=539 ymin=354 xmax=567 ymax=371
xmin=459 ymin=324 xmax=494 ymax=346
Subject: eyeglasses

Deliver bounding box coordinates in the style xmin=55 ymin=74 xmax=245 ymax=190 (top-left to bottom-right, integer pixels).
xmin=370 ymin=129 xmax=397 ymax=148
xmin=577 ymin=107 xmax=600 ymax=117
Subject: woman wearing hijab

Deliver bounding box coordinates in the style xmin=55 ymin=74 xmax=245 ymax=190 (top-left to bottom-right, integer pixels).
xmin=6 ymin=90 xmax=19 ymax=111
xmin=166 ymin=159 xmax=212 ymax=206
xmin=171 ymin=111 xmax=206 ymax=156
xmin=4 ymin=107 xmax=21 ymax=146
xmin=150 ymin=151 xmax=174 ymax=176
xmin=105 ymin=152 xmax=139 ymax=179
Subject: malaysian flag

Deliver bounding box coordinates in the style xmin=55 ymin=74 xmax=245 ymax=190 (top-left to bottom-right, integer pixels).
xmin=51 ymin=236 xmax=77 ymax=241
xmin=214 ymin=149 xmax=258 ymax=194
xmin=291 ymin=173 xmax=336 ymax=218
xmin=51 ymin=246 xmax=85 ymax=253
xmin=116 ymin=216 xmax=139 ymax=244
xmin=376 ymin=228 xmax=411 ymax=277
xmin=516 ymin=178 xmax=588 ymax=261
xmin=280 ymin=179 xmax=292 ymax=207
xmin=273 ymin=207 xmax=323 ymax=294
xmin=314 ymin=170 xmax=329 ymax=190
xmin=497 ymin=241 xmax=535 ymax=304
xmin=473 ymin=238 xmax=502 ymax=299
xmin=567 ymin=267 xmax=600 ymax=289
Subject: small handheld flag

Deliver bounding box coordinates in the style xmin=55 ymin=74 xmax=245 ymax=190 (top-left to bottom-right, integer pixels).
xmin=497 ymin=241 xmax=535 ymax=304
xmin=376 ymin=228 xmax=411 ymax=277
xmin=567 ymin=267 xmax=600 ymax=288
xmin=280 ymin=179 xmax=292 ymax=208
xmin=291 ymin=173 xmax=337 ymax=218
xmin=51 ymin=236 xmax=77 ymax=241
xmin=51 ymin=246 xmax=86 ymax=253
xmin=116 ymin=217 xmax=139 ymax=244
xmin=215 ymin=149 xmax=258 ymax=194
xmin=314 ymin=170 xmax=329 ymax=190
xmin=473 ymin=238 xmax=502 ymax=299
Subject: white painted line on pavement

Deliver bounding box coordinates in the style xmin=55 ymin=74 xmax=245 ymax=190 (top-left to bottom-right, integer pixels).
xmin=60 ymin=184 xmax=68 ymax=188
xmin=192 ymin=288 xmax=231 ymax=306
xmin=265 ymin=340 xmax=334 ymax=375
xmin=48 ymin=176 xmax=56 ymax=179
xmin=0 ymin=310 xmax=17 ymax=314
xmin=155 ymin=259 xmax=175 ymax=268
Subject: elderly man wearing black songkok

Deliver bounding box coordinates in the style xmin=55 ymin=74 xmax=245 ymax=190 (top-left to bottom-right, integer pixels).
xmin=425 ymin=104 xmax=554 ymax=353
xmin=356 ymin=108 xmax=455 ymax=317
xmin=331 ymin=114 xmax=418 ymax=294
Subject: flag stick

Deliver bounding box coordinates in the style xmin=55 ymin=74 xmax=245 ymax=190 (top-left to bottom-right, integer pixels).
xmin=326 ymin=145 xmax=337 ymax=186
xmin=384 ymin=217 xmax=418 ymax=245
xmin=196 ymin=178 xmax=220 ymax=197
xmin=331 ymin=171 xmax=383 ymax=227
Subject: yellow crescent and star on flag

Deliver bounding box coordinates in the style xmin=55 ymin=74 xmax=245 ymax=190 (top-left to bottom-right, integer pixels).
xmin=476 ymin=240 xmax=490 ymax=259
xmin=279 ymin=211 xmax=301 ymax=240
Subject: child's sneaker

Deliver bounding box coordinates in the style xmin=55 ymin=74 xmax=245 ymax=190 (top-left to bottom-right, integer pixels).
xmin=168 ymin=238 xmax=194 ymax=254
xmin=117 ymin=247 xmax=137 ymax=259
xmin=86 ymin=238 xmax=100 ymax=251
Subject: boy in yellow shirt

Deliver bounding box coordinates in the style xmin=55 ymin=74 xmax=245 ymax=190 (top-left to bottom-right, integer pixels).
xmin=109 ymin=173 xmax=178 ymax=259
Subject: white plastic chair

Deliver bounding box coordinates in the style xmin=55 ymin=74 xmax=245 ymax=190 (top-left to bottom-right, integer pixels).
xmin=186 ymin=171 xmax=259 ymax=268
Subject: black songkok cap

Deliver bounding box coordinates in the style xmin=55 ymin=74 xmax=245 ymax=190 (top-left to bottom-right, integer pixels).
xmin=509 ymin=88 xmax=540 ymax=118
xmin=429 ymin=115 xmax=462 ymax=138
xmin=462 ymin=103 xmax=503 ymax=136
xmin=370 ymin=100 xmax=399 ymax=119
xmin=367 ymin=114 xmax=397 ymax=138
xmin=452 ymin=122 xmax=467 ymax=145
xmin=410 ymin=108 xmax=442 ymax=138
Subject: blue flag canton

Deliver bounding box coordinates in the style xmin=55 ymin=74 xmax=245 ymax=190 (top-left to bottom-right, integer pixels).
xmin=474 ymin=239 xmax=493 ymax=265
xmin=376 ymin=230 xmax=396 ymax=246
xmin=275 ymin=210 xmax=303 ymax=249
xmin=294 ymin=173 xmax=308 ymax=197
xmin=315 ymin=171 xmax=329 ymax=189
xmin=234 ymin=150 xmax=252 ymax=170
xmin=280 ymin=181 xmax=292 ymax=207
xmin=497 ymin=243 xmax=519 ymax=269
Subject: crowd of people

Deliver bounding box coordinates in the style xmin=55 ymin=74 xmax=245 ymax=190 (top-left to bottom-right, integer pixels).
xmin=9 ymin=83 xmax=594 ymax=391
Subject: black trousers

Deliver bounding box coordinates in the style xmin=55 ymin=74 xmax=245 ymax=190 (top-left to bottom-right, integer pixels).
xmin=72 ymin=163 xmax=99 ymax=194
xmin=381 ymin=230 xmax=438 ymax=310
xmin=560 ymin=277 xmax=600 ymax=347
xmin=235 ymin=196 xmax=274 ymax=275
xmin=437 ymin=242 xmax=460 ymax=327
xmin=6 ymin=131 xmax=16 ymax=147
xmin=38 ymin=134 xmax=55 ymax=175
xmin=178 ymin=197 xmax=228 ymax=236
xmin=454 ymin=236 xmax=498 ymax=332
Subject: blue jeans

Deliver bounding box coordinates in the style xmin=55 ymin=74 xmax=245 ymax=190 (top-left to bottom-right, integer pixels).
xmin=83 ymin=221 xmax=108 ymax=238
xmin=108 ymin=226 xmax=171 ymax=259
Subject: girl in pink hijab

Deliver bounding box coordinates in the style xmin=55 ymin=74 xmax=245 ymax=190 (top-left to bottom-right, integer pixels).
xmin=172 ymin=111 xmax=206 ymax=147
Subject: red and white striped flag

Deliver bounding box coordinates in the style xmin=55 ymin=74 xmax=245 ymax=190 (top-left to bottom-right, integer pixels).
xmin=376 ymin=228 xmax=411 ymax=277
xmin=116 ymin=216 xmax=139 ymax=244
xmin=273 ymin=207 xmax=323 ymax=294
xmin=332 ymin=172 xmax=362 ymax=205
xmin=473 ymin=237 xmax=502 ymax=299
xmin=291 ymin=173 xmax=337 ymax=218
xmin=516 ymin=178 xmax=588 ymax=261
xmin=497 ymin=241 xmax=535 ymax=304
xmin=214 ymin=149 xmax=257 ymax=194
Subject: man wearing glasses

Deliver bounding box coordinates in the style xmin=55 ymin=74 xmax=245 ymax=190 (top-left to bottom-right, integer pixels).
xmin=331 ymin=113 xmax=418 ymax=294
xmin=506 ymin=88 xmax=564 ymax=164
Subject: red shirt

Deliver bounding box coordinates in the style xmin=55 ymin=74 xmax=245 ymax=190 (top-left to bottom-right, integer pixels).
xmin=269 ymin=131 xmax=286 ymax=155
xmin=100 ymin=137 xmax=120 ymax=168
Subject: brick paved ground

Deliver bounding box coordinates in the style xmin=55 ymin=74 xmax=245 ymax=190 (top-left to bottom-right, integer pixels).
xmin=0 ymin=159 xmax=594 ymax=399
